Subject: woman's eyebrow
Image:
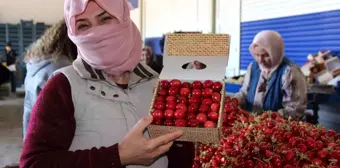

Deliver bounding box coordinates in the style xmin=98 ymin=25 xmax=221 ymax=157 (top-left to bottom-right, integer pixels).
xmin=76 ymin=18 xmax=87 ymax=23
xmin=97 ymin=11 xmax=106 ymax=17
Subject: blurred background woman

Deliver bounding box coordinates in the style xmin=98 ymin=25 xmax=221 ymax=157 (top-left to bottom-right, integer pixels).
xmin=141 ymin=46 xmax=163 ymax=73
xmin=23 ymin=19 xmax=77 ymax=138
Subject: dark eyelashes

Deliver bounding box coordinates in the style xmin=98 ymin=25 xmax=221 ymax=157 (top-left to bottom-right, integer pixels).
xmin=77 ymin=24 xmax=89 ymax=30
xmin=102 ymin=16 xmax=113 ymax=21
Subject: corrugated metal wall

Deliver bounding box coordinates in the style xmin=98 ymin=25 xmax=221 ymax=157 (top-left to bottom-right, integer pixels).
xmin=240 ymin=0 xmax=340 ymax=70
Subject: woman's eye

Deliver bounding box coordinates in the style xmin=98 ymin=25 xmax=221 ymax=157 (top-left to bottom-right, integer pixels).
xmin=77 ymin=24 xmax=89 ymax=31
xmin=101 ymin=16 xmax=112 ymax=22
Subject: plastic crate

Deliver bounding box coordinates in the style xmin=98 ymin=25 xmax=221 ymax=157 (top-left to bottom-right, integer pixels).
xmin=225 ymin=83 xmax=242 ymax=94
xmin=5 ymin=24 xmax=20 ymax=53
xmin=34 ymin=22 xmax=46 ymax=40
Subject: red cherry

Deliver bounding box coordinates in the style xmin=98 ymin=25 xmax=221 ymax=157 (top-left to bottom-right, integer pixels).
xmin=330 ymin=150 xmax=340 ymax=160
xmin=181 ymin=82 xmax=191 ymax=88
xmin=211 ymin=92 xmax=221 ymax=103
xmin=187 ymin=113 xmax=196 ymax=120
xmin=152 ymin=119 xmax=163 ymax=125
xmin=192 ymin=89 xmax=202 ymax=98
xmin=188 ymin=119 xmax=200 ymax=127
xmin=164 ymin=109 xmax=174 ymax=119
xmin=188 ymin=103 xmax=199 ymax=113
xmin=222 ymin=113 xmax=228 ymax=123
xmin=327 ymin=142 xmax=336 ymax=148
xmin=202 ymin=88 xmax=213 ymax=98
xmin=265 ymin=150 xmax=274 ymax=158
xmin=180 ymin=87 xmax=191 ymax=97
xmin=156 ymin=96 xmax=165 ymax=102
xmin=176 ymin=103 xmax=187 ymax=113
xmin=166 ymin=101 xmax=176 ymax=110
xmin=170 ymin=79 xmax=181 ymax=88
xmin=189 ymin=97 xmax=201 ymax=104
xmin=202 ymin=98 xmax=213 ymax=106
xmin=160 ymin=80 xmax=170 ymax=89
xmin=192 ymin=81 xmax=203 ymax=89
xmin=256 ymin=162 xmax=264 ymax=168
xmin=298 ymin=144 xmax=307 ymax=153
xmin=208 ymin=111 xmax=219 ymax=121
xmin=174 ymin=110 xmax=186 ymax=119
xmin=245 ymin=160 xmax=255 ymax=168
xmin=152 ymin=110 xmax=164 ymax=120
xmin=204 ymin=121 xmax=216 ymax=128
xmin=199 ymin=105 xmax=210 ymax=113
xmin=154 ymin=103 xmax=165 ymax=110
xmin=164 ymin=119 xmax=175 ymax=126
xmin=175 ymin=119 xmax=187 ymax=127
xmin=212 ymin=82 xmax=223 ymax=92
xmin=196 ymin=113 xmax=207 ymax=123
xmin=285 ymin=151 xmax=295 ymax=162
xmin=317 ymin=148 xmax=329 ymax=159
xmin=267 ymin=120 xmax=276 ymax=129
xmin=166 ymin=96 xmax=176 ymax=102
xmin=271 ymin=156 xmax=282 ymax=168
xmin=269 ymin=112 xmax=277 ymax=119
xmin=210 ymin=103 xmax=220 ymax=112
xmin=203 ymin=80 xmax=214 ymax=88
xmin=327 ymin=130 xmax=336 ymax=137
xmin=155 ymin=100 xmax=164 ymax=105
xmin=283 ymin=132 xmax=292 ymax=140
xmin=312 ymin=158 xmax=324 ymax=166
xmin=168 ymin=87 xmax=179 ymax=96
xmin=306 ymin=139 xmax=316 ymax=149
xmin=231 ymin=98 xmax=239 ymax=105
xmin=157 ymin=89 xmax=167 ymax=96
xmin=177 ymin=96 xmax=188 ymax=104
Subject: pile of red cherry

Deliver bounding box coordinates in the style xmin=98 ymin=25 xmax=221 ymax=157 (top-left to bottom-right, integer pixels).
xmin=194 ymin=109 xmax=340 ymax=168
xmin=151 ymin=79 xmax=223 ymax=128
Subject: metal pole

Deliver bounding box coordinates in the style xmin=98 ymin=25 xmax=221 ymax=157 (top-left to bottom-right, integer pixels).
xmin=140 ymin=0 xmax=146 ymax=46
xmin=212 ymin=0 xmax=217 ymax=33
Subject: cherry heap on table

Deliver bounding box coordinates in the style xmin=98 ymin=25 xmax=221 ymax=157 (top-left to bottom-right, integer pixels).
xmin=151 ymin=79 xmax=223 ymax=128
xmin=193 ymin=99 xmax=340 ymax=168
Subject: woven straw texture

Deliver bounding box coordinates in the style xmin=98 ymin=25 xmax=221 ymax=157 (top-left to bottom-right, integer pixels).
xmin=148 ymin=80 xmax=226 ymax=144
xmin=148 ymin=125 xmax=220 ymax=144
xmin=166 ymin=34 xmax=230 ymax=56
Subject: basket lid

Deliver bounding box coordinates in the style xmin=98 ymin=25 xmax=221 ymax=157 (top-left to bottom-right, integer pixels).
xmin=160 ymin=33 xmax=230 ymax=81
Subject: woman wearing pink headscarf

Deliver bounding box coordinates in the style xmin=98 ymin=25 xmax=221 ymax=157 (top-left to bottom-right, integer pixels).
xmin=235 ymin=30 xmax=307 ymax=119
xmin=20 ymin=0 xmax=186 ymax=168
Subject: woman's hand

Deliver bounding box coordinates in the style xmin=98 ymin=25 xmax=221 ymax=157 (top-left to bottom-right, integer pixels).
xmin=118 ymin=115 xmax=183 ymax=166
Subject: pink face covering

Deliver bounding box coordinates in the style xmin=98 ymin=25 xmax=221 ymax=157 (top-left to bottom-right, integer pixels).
xmin=64 ymin=0 xmax=142 ymax=76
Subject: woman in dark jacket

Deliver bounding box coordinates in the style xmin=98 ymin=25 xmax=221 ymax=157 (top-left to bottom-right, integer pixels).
xmin=1 ymin=42 xmax=18 ymax=93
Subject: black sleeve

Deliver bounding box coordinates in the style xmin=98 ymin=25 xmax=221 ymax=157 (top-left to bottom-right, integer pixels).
xmin=0 ymin=63 xmax=10 ymax=85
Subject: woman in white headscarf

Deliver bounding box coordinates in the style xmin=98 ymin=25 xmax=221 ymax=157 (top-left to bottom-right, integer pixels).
xmin=235 ymin=30 xmax=307 ymax=119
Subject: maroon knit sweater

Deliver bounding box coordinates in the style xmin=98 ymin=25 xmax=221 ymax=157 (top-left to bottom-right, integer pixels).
xmin=20 ymin=74 xmax=194 ymax=168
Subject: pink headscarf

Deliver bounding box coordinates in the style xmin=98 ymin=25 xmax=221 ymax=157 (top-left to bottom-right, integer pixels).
xmin=249 ymin=30 xmax=285 ymax=72
xmin=64 ymin=0 xmax=142 ymax=76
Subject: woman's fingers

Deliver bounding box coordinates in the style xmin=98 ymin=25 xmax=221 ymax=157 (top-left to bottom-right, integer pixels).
xmin=148 ymin=130 xmax=183 ymax=150
xmin=132 ymin=115 xmax=153 ymax=134
xmin=119 ymin=117 xmax=183 ymax=166
xmin=151 ymin=141 xmax=174 ymax=158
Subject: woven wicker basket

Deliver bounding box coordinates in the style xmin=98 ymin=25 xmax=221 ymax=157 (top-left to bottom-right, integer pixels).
xmin=166 ymin=34 xmax=230 ymax=57
xmin=148 ymin=80 xmax=225 ymax=144
xmin=147 ymin=33 xmax=229 ymax=144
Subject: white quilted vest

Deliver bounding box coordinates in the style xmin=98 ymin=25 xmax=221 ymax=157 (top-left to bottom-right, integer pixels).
xmin=55 ymin=66 xmax=168 ymax=168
